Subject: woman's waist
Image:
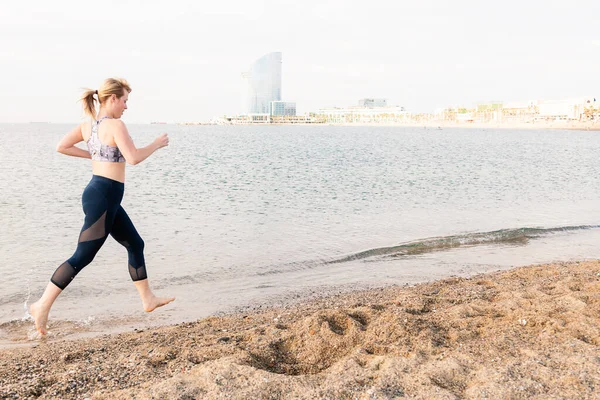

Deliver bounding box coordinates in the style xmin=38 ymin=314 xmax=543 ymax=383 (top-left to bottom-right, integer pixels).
xmin=91 ymin=161 xmax=126 ymax=184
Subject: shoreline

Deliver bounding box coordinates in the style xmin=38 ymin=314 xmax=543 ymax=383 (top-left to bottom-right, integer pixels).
xmin=272 ymin=121 xmax=600 ymax=131
xmin=3 ymin=121 xmax=600 ymax=131
xmin=1 ymin=260 xmax=599 ymax=399
xmin=178 ymin=119 xmax=600 ymax=131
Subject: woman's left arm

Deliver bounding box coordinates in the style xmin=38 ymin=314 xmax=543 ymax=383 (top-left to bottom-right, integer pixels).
xmin=56 ymin=124 xmax=91 ymax=159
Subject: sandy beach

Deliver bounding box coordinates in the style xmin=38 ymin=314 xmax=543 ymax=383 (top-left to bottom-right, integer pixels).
xmin=1 ymin=260 xmax=599 ymax=399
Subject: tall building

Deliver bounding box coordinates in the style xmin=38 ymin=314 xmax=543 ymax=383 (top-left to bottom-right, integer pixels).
xmin=242 ymin=52 xmax=282 ymax=114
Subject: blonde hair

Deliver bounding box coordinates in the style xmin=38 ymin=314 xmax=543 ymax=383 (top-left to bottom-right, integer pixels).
xmin=81 ymin=78 xmax=132 ymax=119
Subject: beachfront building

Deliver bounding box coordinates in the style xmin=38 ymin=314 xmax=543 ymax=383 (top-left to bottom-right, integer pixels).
xmin=241 ymin=52 xmax=282 ymax=115
xmin=435 ymin=107 xmax=475 ymax=123
xmin=220 ymin=114 xmax=270 ymax=124
xmin=433 ymin=97 xmax=597 ymax=124
xmin=315 ymin=105 xmax=407 ymax=124
xmin=218 ymin=114 xmax=321 ymax=125
xmin=438 ymin=101 xmax=535 ymax=123
xmin=500 ymin=101 xmax=538 ymax=122
xmin=358 ymin=98 xmax=387 ymax=107
xmin=537 ymin=97 xmax=595 ymax=121
xmin=583 ymin=99 xmax=599 ymax=120
xmin=471 ymin=101 xmax=502 ymax=122
xmin=271 ymin=101 xmax=296 ymax=116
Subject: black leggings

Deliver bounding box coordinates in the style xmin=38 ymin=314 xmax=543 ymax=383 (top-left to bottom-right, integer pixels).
xmin=51 ymin=175 xmax=148 ymax=290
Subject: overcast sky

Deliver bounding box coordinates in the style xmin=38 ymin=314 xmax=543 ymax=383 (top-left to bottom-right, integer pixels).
xmin=1 ymin=0 xmax=599 ymax=123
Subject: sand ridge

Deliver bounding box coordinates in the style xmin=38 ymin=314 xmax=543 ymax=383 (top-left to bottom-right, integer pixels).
xmin=1 ymin=260 xmax=599 ymax=399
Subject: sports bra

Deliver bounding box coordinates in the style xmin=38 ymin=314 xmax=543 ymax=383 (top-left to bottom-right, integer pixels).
xmin=87 ymin=116 xmax=126 ymax=163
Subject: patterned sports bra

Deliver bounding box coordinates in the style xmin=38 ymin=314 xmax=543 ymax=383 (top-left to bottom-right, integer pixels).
xmin=87 ymin=116 xmax=125 ymax=163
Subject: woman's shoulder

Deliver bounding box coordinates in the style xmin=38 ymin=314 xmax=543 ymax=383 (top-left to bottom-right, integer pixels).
xmin=105 ymin=119 xmax=128 ymax=137
xmin=105 ymin=118 xmax=127 ymax=128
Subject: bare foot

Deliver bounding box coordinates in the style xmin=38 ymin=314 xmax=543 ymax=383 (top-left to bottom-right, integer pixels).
xmin=142 ymin=296 xmax=175 ymax=312
xmin=29 ymin=302 xmax=49 ymax=336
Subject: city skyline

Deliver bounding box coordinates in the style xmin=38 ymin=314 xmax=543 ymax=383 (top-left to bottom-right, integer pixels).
xmin=1 ymin=0 xmax=599 ymax=123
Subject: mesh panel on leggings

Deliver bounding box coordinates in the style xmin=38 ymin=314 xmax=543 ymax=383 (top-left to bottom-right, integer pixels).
xmin=50 ymin=261 xmax=78 ymax=290
xmin=79 ymin=211 xmax=107 ymax=243
xmin=128 ymin=264 xmax=148 ymax=281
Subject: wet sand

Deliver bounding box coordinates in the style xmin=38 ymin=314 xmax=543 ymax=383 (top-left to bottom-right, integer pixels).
xmin=1 ymin=260 xmax=599 ymax=399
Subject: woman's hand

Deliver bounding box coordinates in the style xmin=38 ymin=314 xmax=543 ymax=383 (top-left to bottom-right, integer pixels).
xmin=154 ymin=133 xmax=169 ymax=149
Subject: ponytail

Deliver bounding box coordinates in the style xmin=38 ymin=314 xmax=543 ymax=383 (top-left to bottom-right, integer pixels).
xmin=81 ymin=89 xmax=98 ymax=119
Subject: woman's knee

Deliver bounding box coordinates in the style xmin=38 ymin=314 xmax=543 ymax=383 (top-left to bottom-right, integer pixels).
xmin=68 ymin=242 xmax=102 ymax=269
xmin=130 ymin=236 xmax=145 ymax=252
xmin=68 ymin=252 xmax=95 ymax=270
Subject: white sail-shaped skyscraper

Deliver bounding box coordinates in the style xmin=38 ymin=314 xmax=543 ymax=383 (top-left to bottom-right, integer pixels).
xmin=242 ymin=52 xmax=282 ymax=115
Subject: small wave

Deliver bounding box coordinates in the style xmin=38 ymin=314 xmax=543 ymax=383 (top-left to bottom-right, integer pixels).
xmin=139 ymin=224 xmax=600 ymax=284
xmin=327 ymin=225 xmax=600 ymax=264
xmin=228 ymin=224 xmax=600 ymax=278
xmin=0 ymin=319 xmax=31 ymax=330
xmin=0 ymin=314 xmax=138 ymax=348
xmin=255 ymin=260 xmax=322 ymax=277
xmin=0 ymin=319 xmax=39 ymax=345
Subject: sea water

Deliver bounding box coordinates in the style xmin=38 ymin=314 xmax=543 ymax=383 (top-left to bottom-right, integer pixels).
xmin=2 ymin=124 xmax=600 ymax=344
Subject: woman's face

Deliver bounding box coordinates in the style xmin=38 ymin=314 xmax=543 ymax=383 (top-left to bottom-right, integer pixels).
xmin=110 ymin=90 xmax=129 ymax=118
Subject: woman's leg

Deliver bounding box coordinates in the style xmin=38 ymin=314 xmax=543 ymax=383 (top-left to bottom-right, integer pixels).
xmin=29 ymin=283 xmax=62 ymax=336
xmin=31 ymin=184 xmax=113 ymax=335
xmin=111 ymin=206 xmax=174 ymax=312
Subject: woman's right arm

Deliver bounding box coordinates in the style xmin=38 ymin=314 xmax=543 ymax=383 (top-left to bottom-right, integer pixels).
xmin=112 ymin=121 xmax=169 ymax=165
xmin=56 ymin=124 xmax=92 ymax=159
